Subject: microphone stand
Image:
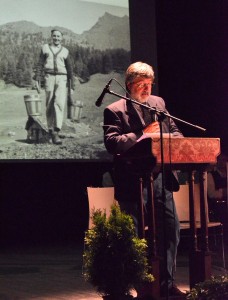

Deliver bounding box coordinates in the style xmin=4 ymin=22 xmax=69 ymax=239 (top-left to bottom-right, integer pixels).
xmin=105 ymin=88 xmax=206 ymax=132
xmin=104 ymin=87 xmax=206 ymax=299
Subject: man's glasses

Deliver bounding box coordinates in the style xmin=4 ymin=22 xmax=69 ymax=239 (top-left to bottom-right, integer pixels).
xmin=133 ymin=82 xmax=155 ymax=88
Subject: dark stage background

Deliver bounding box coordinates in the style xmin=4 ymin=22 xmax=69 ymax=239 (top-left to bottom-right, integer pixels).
xmin=0 ymin=0 xmax=227 ymax=248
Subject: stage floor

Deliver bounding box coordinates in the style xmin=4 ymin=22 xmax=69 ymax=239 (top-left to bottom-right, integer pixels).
xmin=0 ymin=241 xmax=226 ymax=300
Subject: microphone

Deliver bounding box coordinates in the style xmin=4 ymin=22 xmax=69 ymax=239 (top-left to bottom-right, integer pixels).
xmin=95 ymin=78 xmax=113 ymax=107
xmin=151 ymin=106 xmax=158 ymax=122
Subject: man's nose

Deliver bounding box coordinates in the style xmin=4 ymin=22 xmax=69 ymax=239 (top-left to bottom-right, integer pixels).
xmin=144 ymin=85 xmax=150 ymax=90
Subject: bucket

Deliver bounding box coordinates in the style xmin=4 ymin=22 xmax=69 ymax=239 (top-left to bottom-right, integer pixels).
xmin=69 ymin=100 xmax=83 ymax=121
xmin=24 ymin=94 xmax=42 ymax=116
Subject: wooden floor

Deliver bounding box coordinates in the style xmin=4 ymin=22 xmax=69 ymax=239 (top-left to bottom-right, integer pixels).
xmin=0 ymin=241 xmax=226 ymax=300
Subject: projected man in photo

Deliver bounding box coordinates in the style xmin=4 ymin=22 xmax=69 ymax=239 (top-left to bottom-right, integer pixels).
xmin=34 ymin=29 xmax=75 ymax=145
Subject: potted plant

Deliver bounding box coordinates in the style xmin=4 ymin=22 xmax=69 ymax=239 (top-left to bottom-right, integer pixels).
xmin=83 ymin=204 xmax=154 ymax=300
xmin=186 ymin=275 xmax=228 ymax=300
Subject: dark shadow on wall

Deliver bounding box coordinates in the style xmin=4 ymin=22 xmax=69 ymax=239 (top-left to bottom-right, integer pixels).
xmin=129 ymin=0 xmax=228 ymax=154
xmin=0 ymin=161 xmax=112 ymax=248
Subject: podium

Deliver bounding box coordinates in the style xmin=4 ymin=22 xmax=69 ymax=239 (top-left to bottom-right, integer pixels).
xmin=118 ymin=136 xmax=221 ymax=297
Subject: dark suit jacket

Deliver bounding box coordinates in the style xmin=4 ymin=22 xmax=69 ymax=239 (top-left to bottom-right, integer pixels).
xmin=103 ymin=95 xmax=183 ymax=202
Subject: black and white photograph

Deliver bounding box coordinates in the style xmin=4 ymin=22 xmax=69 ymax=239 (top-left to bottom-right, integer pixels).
xmin=0 ymin=0 xmax=130 ymax=160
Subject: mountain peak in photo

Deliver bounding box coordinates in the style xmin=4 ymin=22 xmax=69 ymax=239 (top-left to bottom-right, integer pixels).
xmin=0 ymin=13 xmax=130 ymax=51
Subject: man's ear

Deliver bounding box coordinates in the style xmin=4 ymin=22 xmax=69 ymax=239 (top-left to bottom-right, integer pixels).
xmin=126 ymin=82 xmax=131 ymax=91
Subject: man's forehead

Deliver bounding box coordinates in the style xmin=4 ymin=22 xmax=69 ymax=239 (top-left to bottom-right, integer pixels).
xmin=133 ymin=78 xmax=152 ymax=83
xmin=52 ymin=31 xmax=62 ymax=36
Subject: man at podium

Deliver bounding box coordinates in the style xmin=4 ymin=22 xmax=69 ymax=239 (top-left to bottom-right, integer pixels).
xmin=103 ymin=61 xmax=184 ymax=297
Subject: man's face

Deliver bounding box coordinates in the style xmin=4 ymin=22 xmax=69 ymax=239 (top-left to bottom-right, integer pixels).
xmin=127 ymin=77 xmax=153 ymax=103
xmin=51 ymin=31 xmax=63 ymax=46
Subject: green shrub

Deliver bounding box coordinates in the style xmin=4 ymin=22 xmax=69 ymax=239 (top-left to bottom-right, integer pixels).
xmin=83 ymin=204 xmax=154 ymax=297
xmin=186 ymin=275 xmax=228 ymax=300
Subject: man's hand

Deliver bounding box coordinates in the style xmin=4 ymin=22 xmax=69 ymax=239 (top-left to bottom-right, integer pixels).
xmin=143 ymin=121 xmax=160 ymax=134
xmin=67 ymin=91 xmax=75 ymax=106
